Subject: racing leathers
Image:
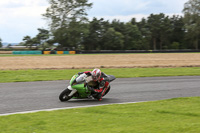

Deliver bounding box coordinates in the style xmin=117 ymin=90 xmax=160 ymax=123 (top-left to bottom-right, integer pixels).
xmin=76 ymin=71 xmax=110 ymax=101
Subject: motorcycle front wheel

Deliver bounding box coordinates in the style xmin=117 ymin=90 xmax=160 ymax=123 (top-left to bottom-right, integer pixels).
xmin=59 ymin=88 xmax=72 ymax=101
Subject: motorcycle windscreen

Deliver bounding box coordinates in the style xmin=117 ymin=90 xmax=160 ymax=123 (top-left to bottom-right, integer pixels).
xmin=108 ymin=75 xmax=116 ymax=82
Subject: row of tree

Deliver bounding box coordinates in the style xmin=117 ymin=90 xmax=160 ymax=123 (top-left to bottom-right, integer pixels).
xmin=1 ymin=0 xmax=199 ymax=50
xmin=19 ymin=14 xmax=190 ymax=50
xmin=0 ymin=38 xmax=2 ymax=48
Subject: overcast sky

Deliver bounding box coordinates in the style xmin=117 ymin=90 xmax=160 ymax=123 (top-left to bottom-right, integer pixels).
xmin=0 ymin=0 xmax=188 ymax=43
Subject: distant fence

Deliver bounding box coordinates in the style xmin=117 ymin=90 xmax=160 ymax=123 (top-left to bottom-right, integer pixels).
xmin=76 ymin=49 xmax=200 ymax=54
xmin=0 ymin=51 xmax=12 ymax=54
xmin=13 ymin=51 xmax=42 ymax=55
xmin=1 ymin=50 xmax=200 ymax=55
xmin=11 ymin=51 xmax=76 ymax=55
xmin=42 ymin=51 xmax=76 ymax=55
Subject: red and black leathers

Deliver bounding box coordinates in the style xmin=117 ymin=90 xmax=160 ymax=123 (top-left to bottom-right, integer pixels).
xmin=79 ymin=71 xmax=110 ymax=101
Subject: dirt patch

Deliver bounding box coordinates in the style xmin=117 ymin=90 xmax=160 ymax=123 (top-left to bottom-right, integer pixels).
xmin=0 ymin=53 xmax=200 ymax=70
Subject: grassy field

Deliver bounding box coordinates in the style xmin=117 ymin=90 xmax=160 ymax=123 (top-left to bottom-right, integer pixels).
xmin=0 ymin=67 xmax=200 ymax=83
xmin=0 ymin=97 xmax=200 ymax=133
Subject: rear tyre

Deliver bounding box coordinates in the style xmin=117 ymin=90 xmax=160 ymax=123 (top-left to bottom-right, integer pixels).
xmin=59 ymin=88 xmax=72 ymax=102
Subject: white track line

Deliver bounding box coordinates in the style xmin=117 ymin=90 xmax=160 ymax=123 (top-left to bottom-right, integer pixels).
xmin=0 ymin=101 xmax=144 ymax=116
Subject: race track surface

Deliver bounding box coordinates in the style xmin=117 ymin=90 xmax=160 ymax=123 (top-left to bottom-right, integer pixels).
xmin=0 ymin=76 xmax=200 ymax=115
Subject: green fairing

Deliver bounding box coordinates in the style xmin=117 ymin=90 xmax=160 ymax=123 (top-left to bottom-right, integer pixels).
xmin=70 ymin=74 xmax=91 ymax=98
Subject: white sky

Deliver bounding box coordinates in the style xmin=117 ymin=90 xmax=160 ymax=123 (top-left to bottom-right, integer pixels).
xmin=0 ymin=0 xmax=188 ymax=43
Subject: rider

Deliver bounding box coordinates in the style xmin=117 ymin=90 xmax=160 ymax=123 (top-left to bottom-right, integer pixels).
xmin=75 ymin=68 xmax=110 ymax=101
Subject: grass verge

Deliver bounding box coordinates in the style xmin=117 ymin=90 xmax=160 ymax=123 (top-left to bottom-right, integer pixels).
xmin=0 ymin=97 xmax=200 ymax=133
xmin=0 ymin=67 xmax=200 ymax=83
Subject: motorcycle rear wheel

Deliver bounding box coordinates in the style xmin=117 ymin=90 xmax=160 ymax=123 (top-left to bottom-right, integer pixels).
xmin=59 ymin=88 xmax=72 ymax=101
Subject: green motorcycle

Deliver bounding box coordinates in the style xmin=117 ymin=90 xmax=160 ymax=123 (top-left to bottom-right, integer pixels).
xmin=59 ymin=74 xmax=116 ymax=101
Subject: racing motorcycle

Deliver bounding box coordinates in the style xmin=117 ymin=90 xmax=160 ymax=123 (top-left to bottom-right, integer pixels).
xmin=59 ymin=73 xmax=116 ymax=101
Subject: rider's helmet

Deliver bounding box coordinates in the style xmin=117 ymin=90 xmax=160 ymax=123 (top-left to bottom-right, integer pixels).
xmin=91 ymin=68 xmax=101 ymax=81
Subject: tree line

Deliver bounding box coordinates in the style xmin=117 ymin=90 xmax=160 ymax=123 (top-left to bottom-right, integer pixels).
xmin=1 ymin=0 xmax=199 ymax=50
xmin=0 ymin=38 xmax=2 ymax=48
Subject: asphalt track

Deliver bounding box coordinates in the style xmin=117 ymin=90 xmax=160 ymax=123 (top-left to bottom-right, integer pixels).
xmin=0 ymin=76 xmax=200 ymax=115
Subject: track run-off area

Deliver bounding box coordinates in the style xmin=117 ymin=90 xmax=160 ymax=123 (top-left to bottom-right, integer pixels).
xmin=0 ymin=76 xmax=200 ymax=116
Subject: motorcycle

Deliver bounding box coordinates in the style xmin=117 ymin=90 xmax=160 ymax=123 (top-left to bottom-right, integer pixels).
xmin=59 ymin=73 xmax=116 ymax=101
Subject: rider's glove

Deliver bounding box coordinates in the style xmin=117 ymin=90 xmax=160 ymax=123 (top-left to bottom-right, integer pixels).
xmin=88 ymin=86 xmax=94 ymax=91
xmin=78 ymin=72 xmax=83 ymax=75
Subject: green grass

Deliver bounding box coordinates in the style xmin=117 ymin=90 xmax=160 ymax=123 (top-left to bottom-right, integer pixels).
xmin=0 ymin=67 xmax=200 ymax=83
xmin=0 ymin=97 xmax=200 ymax=133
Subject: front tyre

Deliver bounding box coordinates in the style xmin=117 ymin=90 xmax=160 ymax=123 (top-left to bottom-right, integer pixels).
xmin=59 ymin=88 xmax=72 ymax=102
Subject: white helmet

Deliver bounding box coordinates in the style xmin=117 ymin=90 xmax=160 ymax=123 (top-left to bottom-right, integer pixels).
xmin=91 ymin=68 xmax=101 ymax=81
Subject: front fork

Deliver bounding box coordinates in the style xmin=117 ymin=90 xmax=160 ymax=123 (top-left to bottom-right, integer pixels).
xmin=67 ymin=86 xmax=77 ymax=97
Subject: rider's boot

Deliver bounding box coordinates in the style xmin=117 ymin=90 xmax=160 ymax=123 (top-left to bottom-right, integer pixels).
xmin=96 ymin=86 xmax=109 ymax=101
